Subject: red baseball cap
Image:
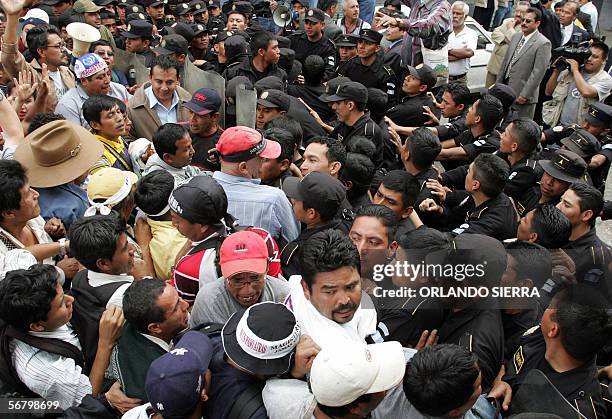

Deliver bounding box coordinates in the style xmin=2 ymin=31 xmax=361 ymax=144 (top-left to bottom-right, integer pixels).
xmin=215 ymin=126 xmax=281 ymax=162
xmin=220 ymin=231 xmax=269 ymax=278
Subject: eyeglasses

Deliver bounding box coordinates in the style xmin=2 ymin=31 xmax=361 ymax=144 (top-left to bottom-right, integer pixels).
xmin=47 ymin=42 xmax=67 ymax=49
xmin=227 ymin=276 xmax=264 ymax=289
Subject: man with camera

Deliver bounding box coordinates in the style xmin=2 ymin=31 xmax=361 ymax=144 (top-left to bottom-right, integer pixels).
xmin=543 ymin=41 xmax=612 ymax=126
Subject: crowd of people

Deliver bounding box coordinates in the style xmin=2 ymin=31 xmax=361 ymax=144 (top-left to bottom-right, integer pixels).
xmin=0 ymin=0 xmax=610 ymax=417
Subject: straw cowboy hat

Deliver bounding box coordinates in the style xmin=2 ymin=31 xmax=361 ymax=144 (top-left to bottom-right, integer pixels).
xmin=14 ymin=120 xmax=104 ymax=188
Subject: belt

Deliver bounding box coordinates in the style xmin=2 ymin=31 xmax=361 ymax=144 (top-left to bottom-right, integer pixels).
xmin=449 ymin=73 xmax=467 ymax=81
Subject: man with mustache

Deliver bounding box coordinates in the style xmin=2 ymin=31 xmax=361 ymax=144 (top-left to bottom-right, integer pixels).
xmin=497 ymin=7 xmax=552 ymax=118
xmin=284 ymin=228 xmax=377 ymax=348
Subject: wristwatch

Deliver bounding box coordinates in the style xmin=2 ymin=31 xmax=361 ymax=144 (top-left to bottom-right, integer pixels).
xmin=58 ymin=238 xmax=67 ymax=258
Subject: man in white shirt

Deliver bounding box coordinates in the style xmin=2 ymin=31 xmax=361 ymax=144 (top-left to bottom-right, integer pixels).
xmin=447 ymin=1 xmax=477 ymax=85
xmin=558 ymin=1 xmax=589 ymax=46
xmin=578 ymin=0 xmax=597 ymax=31
xmin=284 ymin=229 xmax=377 ymax=348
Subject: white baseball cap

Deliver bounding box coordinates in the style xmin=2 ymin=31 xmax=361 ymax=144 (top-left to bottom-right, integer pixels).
xmin=19 ymin=8 xmax=50 ymax=23
xmin=309 ymin=340 xmax=407 ymax=407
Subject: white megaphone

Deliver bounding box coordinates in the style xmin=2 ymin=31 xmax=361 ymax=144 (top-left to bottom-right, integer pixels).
xmin=66 ymin=22 xmax=101 ymax=58
xmin=273 ymin=5 xmax=291 ymax=28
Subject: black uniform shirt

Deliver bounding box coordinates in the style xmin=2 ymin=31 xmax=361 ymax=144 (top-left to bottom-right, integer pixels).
xmin=331 ymin=112 xmax=384 ymax=168
xmin=436 ymin=113 xmax=466 ymax=141
xmin=456 ymin=128 xmax=501 ymax=162
xmin=438 ymin=305 xmax=505 ymax=393
xmin=289 ymin=31 xmax=336 ymax=80
xmin=504 ymin=326 xmax=606 ymax=419
xmin=385 ymin=93 xmax=439 ymax=129
xmin=373 ymin=274 xmax=445 ymax=348
xmin=337 ymin=54 xmax=396 ymax=106
xmin=505 ymin=157 xmax=543 ymax=201
xmin=444 ymin=193 xmax=518 ymax=241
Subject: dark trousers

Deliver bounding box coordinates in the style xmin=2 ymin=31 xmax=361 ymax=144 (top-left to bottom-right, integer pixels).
xmin=473 ymin=6 xmax=494 ymax=30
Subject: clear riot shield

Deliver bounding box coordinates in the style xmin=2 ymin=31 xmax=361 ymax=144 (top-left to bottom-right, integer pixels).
xmin=182 ymin=59 xmax=226 ymax=128
xmin=508 ymin=369 xmax=588 ymax=418
xmin=235 ymin=84 xmax=257 ymax=129
xmin=112 ymin=47 xmax=149 ymax=85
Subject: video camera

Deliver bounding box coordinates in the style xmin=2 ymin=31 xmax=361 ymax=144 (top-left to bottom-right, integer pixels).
xmin=552 ymin=40 xmax=591 ymax=71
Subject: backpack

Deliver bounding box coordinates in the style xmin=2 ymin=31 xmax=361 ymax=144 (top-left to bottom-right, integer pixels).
xmin=0 ymin=319 xmax=84 ymax=418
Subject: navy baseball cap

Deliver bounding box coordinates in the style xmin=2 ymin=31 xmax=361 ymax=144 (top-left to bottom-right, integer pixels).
xmin=145 ymin=331 xmax=214 ymax=418
xmin=184 ymin=88 xmax=222 ymax=115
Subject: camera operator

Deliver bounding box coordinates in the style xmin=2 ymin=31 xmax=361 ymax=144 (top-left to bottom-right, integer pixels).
xmin=543 ymin=41 xmax=612 ymax=126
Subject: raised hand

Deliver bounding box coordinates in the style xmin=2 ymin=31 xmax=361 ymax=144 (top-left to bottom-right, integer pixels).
xmin=0 ymin=0 xmax=28 ymax=16
xmin=13 ymin=70 xmax=38 ymax=104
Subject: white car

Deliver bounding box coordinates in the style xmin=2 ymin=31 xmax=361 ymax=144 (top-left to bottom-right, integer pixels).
xmin=465 ymin=16 xmax=494 ymax=91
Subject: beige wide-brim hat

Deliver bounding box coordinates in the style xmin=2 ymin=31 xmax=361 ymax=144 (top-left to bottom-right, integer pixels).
xmin=15 ymin=120 xmax=104 ymax=188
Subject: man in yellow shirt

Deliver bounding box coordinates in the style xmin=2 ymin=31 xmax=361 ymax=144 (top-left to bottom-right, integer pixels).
xmin=83 ymin=95 xmax=136 ymax=174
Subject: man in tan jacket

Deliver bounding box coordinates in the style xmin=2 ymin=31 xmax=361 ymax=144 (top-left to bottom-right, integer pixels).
xmin=127 ymin=55 xmax=192 ymax=140
xmin=0 ymin=0 xmax=75 ymax=111
xmin=486 ymin=1 xmax=529 ymax=87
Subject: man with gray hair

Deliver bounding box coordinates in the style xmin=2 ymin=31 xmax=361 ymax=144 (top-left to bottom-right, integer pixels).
xmin=486 ymin=1 xmax=529 ymax=87
xmin=447 ymin=1 xmax=477 ymax=85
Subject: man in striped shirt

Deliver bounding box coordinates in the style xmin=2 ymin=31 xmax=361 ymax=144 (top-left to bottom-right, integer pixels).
xmin=213 ymin=126 xmax=300 ymax=246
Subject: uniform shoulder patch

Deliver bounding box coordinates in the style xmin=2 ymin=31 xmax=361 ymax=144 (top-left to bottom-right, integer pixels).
xmin=509 ymin=172 xmax=517 ymax=180
xmin=513 ymin=345 xmax=524 ymax=374
xmin=552 ymin=126 xmax=564 ymax=132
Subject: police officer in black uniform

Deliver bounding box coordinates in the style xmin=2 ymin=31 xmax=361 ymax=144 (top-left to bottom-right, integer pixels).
xmin=433 ymin=82 xmax=471 ymax=142
xmin=499 ymin=284 xmax=609 ymax=419
xmin=223 ymin=32 xmax=287 ymax=85
xmin=321 ymin=81 xmax=385 ymax=168
xmin=279 ymin=172 xmax=352 ymax=277
xmin=437 ymin=94 xmax=504 ymax=172
xmin=435 ymin=234 xmax=507 ymax=392
xmin=289 ymin=8 xmax=337 ymax=81
xmin=335 ymin=33 xmax=358 ymax=66
xmin=337 ymin=28 xmax=396 ymax=107
xmin=121 ymin=19 xmax=156 ymax=67
xmin=386 ymin=64 xmax=439 ymax=129
xmin=516 ymin=149 xmax=588 ymax=218
xmin=442 ymin=117 xmax=543 ymax=203
xmin=542 ymin=103 xmax=612 ymax=190
xmin=431 ymin=154 xmax=518 ymax=240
